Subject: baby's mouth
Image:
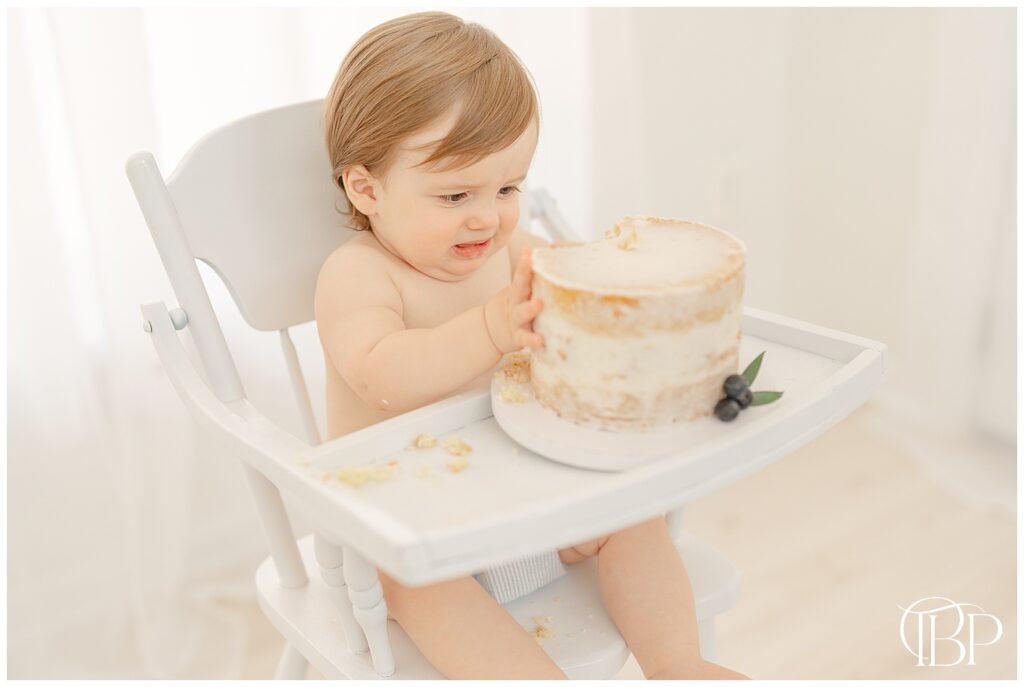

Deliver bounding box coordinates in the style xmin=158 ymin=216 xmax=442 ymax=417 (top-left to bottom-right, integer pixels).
xmin=453 ymin=237 xmax=491 ymax=257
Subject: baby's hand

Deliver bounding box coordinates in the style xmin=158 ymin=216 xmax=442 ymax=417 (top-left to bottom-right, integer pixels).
xmin=484 ymin=247 xmax=545 ymax=353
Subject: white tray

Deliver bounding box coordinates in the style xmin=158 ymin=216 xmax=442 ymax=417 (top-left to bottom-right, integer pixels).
xmin=299 ymin=305 xmax=887 ymax=585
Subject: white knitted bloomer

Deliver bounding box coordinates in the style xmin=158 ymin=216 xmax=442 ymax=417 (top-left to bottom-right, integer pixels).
xmin=473 ymin=550 xmax=567 ymax=604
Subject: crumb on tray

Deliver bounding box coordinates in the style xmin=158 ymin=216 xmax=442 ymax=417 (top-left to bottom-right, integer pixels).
xmin=328 ymin=463 xmax=398 ymax=488
xmin=445 ymin=455 xmax=469 ymax=474
xmin=442 ymin=435 xmax=473 ymax=456
xmin=530 ymin=624 xmax=554 ymax=640
xmin=411 ymin=432 xmax=438 ymax=449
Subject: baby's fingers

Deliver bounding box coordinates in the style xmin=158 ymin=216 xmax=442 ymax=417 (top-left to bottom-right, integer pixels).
xmin=515 ymin=327 xmax=545 ymax=349
xmin=512 ymin=297 xmax=544 ymax=326
xmin=512 ymin=248 xmax=534 ymax=300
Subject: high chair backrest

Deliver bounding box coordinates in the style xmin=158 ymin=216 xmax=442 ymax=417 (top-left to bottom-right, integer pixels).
xmin=142 ymin=99 xmax=355 ymax=333
xmin=127 ymin=98 xmax=572 ymax=443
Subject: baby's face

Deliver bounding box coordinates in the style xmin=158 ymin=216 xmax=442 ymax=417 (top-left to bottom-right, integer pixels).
xmin=354 ymin=108 xmax=538 ymax=281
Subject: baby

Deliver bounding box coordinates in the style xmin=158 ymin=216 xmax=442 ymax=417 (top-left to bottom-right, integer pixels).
xmin=314 ymin=11 xmax=749 ymax=681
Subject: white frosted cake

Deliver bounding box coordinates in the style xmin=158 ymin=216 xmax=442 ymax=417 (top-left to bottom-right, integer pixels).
xmin=529 ymin=216 xmax=746 ymax=432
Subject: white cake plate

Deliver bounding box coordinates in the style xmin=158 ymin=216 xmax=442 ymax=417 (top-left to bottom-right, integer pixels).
xmin=493 ymin=306 xmax=886 ymax=472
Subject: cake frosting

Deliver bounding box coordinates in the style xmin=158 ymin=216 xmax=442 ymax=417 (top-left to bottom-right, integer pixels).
xmin=529 ymin=216 xmax=746 ymax=432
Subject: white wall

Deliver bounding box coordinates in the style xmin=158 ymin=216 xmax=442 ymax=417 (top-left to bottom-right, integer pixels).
xmin=589 ymin=7 xmax=1015 ymax=442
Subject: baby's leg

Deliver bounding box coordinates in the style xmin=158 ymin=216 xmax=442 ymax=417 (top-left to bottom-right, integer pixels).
xmin=559 ymin=516 xmax=749 ymax=680
xmin=377 ymin=569 xmax=566 ymax=679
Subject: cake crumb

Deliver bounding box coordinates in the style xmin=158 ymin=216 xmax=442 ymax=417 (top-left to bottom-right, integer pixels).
xmin=331 ymin=463 xmax=398 ymax=488
xmin=604 ymin=224 xmax=621 ymax=239
xmin=411 ymin=432 xmax=438 ymax=449
xmin=500 ymin=383 xmax=527 ymax=403
xmin=445 ymin=456 xmax=469 ymax=473
xmin=533 ymin=615 xmax=553 ymax=625
xmin=617 ymin=227 xmax=639 ymax=250
xmin=442 ymin=436 xmax=473 ymax=456
xmin=415 ymin=465 xmax=431 ymax=479
xmin=530 ymin=624 xmax=554 ymax=640
xmin=501 ymin=351 xmax=531 ymax=384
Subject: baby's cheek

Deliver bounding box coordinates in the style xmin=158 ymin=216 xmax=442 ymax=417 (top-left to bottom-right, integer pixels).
xmin=497 ymin=213 xmax=519 ymax=245
xmin=424 ymin=228 xmax=456 ymax=255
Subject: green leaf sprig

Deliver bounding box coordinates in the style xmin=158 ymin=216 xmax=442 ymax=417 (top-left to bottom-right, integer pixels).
xmin=741 ymin=351 xmax=784 ymax=406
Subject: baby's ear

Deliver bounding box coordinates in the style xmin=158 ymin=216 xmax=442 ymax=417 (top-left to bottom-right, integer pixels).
xmin=341 ymin=165 xmax=380 ymax=216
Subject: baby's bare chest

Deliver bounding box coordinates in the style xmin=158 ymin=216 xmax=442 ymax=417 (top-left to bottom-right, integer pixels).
xmin=394 ymin=251 xmax=512 ymax=329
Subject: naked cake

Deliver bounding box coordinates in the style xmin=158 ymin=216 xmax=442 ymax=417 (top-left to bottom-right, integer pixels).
xmin=529 ymin=216 xmax=746 ymax=432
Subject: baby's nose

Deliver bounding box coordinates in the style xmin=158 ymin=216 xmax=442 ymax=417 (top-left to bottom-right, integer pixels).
xmin=466 ymin=206 xmax=500 ymax=231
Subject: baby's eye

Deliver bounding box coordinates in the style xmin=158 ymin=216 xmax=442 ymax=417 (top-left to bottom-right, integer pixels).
xmin=439 ymin=192 xmax=468 ymax=204
xmin=438 ymin=185 xmax=522 ymax=205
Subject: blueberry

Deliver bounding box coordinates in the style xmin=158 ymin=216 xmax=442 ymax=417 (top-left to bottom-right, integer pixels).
xmin=723 ymin=374 xmax=748 ymax=400
xmin=714 ymin=397 xmax=742 ymax=422
xmin=735 ymin=387 xmax=753 ymax=409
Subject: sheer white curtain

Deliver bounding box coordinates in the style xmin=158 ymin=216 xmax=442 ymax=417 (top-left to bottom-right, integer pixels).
xmin=7 ymin=6 xmax=591 ymax=678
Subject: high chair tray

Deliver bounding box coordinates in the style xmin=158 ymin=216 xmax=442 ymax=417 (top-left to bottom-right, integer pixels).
xmin=296 ymin=306 xmax=886 ymax=586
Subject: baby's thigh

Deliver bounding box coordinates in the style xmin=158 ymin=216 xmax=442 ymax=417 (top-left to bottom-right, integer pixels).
xmin=375 ymin=568 xmax=564 ymax=678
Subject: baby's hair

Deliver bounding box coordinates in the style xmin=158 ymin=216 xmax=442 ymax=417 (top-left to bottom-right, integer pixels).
xmin=322 ymin=11 xmax=541 ymax=232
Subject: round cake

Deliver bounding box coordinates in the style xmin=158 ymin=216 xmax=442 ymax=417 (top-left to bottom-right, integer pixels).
xmin=529 ymin=216 xmax=746 ymax=432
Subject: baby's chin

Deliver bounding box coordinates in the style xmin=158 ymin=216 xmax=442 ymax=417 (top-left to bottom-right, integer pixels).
xmin=419 ymin=247 xmax=495 ymax=281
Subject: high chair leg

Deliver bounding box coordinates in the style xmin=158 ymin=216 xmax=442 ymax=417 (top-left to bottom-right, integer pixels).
xmin=698 ymin=617 xmax=717 ymax=663
xmin=313 ymin=532 xmax=369 ymax=655
xmin=343 ymin=545 xmax=396 ymax=677
xmin=274 ymin=641 xmax=309 ymax=679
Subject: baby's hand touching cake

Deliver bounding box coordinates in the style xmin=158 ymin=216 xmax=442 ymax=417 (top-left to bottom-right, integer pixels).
xmin=484 ymin=247 xmax=545 ymax=353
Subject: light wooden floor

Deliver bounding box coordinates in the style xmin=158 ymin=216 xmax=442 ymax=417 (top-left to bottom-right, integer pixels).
xmin=194 ymin=401 xmax=1017 ymax=680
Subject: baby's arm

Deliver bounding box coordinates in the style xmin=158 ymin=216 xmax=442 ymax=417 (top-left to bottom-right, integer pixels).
xmin=315 ymin=245 xmax=543 ymax=415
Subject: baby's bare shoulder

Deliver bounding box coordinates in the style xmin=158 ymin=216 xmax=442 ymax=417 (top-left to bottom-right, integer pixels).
xmin=319 ymin=231 xmax=379 ymax=267
xmin=319 ymin=233 xmax=390 ymax=284
xmin=315 ymin=233 xmax=402 ymax=315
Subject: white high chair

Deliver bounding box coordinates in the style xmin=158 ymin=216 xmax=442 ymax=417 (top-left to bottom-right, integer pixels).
xmin=127 ymin=99 xmax=742 ymax=679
